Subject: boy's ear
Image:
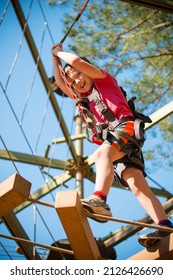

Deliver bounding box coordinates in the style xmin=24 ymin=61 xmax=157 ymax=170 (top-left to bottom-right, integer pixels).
xmin=49 ymin=76 xmax=68 ymax=97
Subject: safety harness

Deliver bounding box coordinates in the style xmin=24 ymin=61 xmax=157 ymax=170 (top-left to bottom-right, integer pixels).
xmin=76 ymin=86 xmax=151 ymax=137
xmin=74 ymin=85 xmax=152 ymax=169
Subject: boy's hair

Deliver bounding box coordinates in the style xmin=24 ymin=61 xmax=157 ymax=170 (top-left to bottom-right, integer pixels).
xmin=64 ymin=56 xmax=91 ymax=77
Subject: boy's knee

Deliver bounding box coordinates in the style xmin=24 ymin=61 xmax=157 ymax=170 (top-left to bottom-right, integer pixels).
xmin=93 ymin=148 xmax=104 ymax=162
xmin=123 ymin=170 xmax=151 ymax=198
xmin=122 ymin=169 xmax=144 ymax=197
xmin=128 ymin=182 xmax=141 ymax=197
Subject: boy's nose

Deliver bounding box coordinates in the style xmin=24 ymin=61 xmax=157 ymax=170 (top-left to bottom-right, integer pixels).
xmin=75 ymin=78 xmax=81 ymax=85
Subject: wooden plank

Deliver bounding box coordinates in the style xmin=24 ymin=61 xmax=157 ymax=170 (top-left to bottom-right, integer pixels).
xmin=128 ymin=233 xmax=173 ymax=260
xmin=55 ymin=190 xmax=101 ymax=260
xmin=0 ymin=173 xmax=31 ymax=217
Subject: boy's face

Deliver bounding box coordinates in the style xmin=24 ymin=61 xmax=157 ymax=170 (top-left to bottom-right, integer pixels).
xmin=65 ymin=66 xmax=93 ymax=95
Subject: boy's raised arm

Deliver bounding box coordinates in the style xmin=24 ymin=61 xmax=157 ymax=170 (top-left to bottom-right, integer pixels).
xmin=51 ymin=44 xmax=73 ymax=98
xmin=52 ymin=43 xmax=105 ymax=81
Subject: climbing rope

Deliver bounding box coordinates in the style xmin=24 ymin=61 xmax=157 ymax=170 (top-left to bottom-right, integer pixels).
xmin=0 ymin=233 xmax=74 ymax=257
xmin=0 ymin=0 xmax=10 ymax=27
xmin=27 ymin=197 xmax=54 ymax=208
xmin=86 ymin=212 xmax=173 ymax=233
xmin=20 ymin=196 xmax=173 ymax=234
xmin=60 ymin=0 xmax=89 ymax=44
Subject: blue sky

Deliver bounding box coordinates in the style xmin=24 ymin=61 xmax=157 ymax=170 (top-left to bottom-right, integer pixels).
xmin=0 ymin=0 xmax=172 ymax=261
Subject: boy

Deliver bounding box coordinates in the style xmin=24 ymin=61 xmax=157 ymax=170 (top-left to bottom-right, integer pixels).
xmin=51 ymin=43 xmax=172 ymax=247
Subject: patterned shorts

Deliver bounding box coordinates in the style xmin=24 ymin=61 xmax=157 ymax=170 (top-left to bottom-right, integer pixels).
xmin=103 ymin=120 xmax=146 ymax=189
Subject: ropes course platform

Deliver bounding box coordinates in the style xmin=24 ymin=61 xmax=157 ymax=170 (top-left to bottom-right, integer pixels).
xmin=0 ymin=173 xmax=31 ymax=217
xmin=128 ymin=233 xmax=173 ymax=260
xmin=0 ymin=174 xmax=173 ymax=260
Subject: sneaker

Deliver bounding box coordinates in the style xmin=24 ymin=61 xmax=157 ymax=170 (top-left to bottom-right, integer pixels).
xmin=81 ymin=195 xmax=112 ymax=223
xmin=138 ymin=228 xmax=172 ymax=248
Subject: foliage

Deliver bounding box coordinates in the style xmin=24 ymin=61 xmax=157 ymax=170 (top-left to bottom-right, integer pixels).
xmin=48 ymin=0 xmax=69 ymax=5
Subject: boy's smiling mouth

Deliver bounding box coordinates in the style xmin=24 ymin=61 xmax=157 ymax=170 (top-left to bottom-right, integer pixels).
xmin=80 ymin=81 xmax=86 ymax=88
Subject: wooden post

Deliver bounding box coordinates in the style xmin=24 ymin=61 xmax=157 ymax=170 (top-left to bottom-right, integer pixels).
xmin=55 ymin=190 xmax=101 ymax=260
xmin=74 ymin=112 xmax=84 ymax=198
xmin=0 ymin=173 xmax=31 ymax=217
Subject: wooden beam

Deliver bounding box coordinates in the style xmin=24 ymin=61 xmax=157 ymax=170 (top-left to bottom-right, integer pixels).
xmin=2 ymin=212 xmax=41 ymax=260
xmin=52 ymin=133 xmax=86 ymax=144
xmin=0 ymin=149 xmax=67 ymax=169
xmin=121 ymin=0 xmax=173 ymax=14
xmin=0 ymin=173 xmax=31 ymax=217
xmin=128 ymin=233 xmax=173 ymax=260
xmin=55 ymin=190 xmax=101 ymax=260
xmin=145 ymin=100 xmax=173 ymax=130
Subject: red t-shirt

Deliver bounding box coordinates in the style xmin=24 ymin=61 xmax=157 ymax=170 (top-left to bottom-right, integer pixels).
xmin=82 ymin=70 xmax=133 ymax=124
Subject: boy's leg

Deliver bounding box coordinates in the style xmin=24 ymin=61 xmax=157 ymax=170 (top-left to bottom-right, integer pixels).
xmin=94 ymin=143 xmax=125 ymax=195
xmin=82 ymin=120 xmax=135 ymax=221
xmin=122 ymin=167 xmax=168 ymax=223
xmin=81 ymin=143 xmax=125 ymax=222
xmin=122 ymin=167 xmax=173 ymax=247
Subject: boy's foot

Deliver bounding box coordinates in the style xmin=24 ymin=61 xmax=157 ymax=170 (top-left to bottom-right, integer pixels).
xmin=138 ymin=228 xmax=172 ymax=248
xmin=81 ymin=195 xmax=112 ymax=223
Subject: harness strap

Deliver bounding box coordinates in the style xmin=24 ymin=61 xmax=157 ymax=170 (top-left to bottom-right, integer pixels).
xmin=134 ymin=119 xmax=145 ymax=142
xmin=87 ymin=87 xmax=117 ymax=122
xmin=110 ymin=130 xmax=143 ymax=149
xmin=128 ymin=153 xmax=144 ymax=168
xmin=106 ymin=128 xmax=145 ymax=168
xmin=81 ymin=88 xmax=147 ymax=145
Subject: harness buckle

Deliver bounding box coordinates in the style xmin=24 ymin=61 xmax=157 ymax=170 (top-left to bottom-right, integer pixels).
xmin=108 ymin=119 xmax=120 ymax=130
